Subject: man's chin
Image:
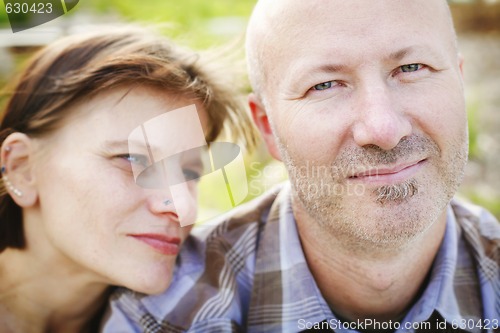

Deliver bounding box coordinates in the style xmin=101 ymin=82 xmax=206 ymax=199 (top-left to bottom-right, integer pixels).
xmin=313 ymin=194 xmax=443 ymax=246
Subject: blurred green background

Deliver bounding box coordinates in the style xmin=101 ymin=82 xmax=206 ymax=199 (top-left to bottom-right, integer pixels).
xmin=0 ymin=0 xmax=255 ymax=47
xmin=0 ymin=0 xmax=499 ymax=218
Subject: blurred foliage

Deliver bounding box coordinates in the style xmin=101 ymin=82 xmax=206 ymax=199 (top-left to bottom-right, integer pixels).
xmin=81 ymin=0 xmax=255 ymax=48
xmin=0 ymin=3 xmax=8 ymax=25
xmin=84 ymin=0 xmax=254 ymax=23
xmin=1 ymin=0 xmax=256 ymax=47
xmin=466 ymin=97 xmax=481 ymax=160
xmin=462 ymin=191 xmax=500 ymax=218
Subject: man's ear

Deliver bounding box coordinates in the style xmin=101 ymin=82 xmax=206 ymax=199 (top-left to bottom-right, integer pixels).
xmin=248 ymin=93 xmax=282 ymax=161
xmin=1 ymin=133 xmax=38 ymax=207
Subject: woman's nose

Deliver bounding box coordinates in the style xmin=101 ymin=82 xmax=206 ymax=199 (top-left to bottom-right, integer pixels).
xmin=147 ymin=182 xmax=197 ymax=227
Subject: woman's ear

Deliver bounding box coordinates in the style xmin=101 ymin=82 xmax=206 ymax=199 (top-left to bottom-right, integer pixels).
xmin=1 ymin=133 xmax=38 ymax=207
xmin=248 ymin=93 xmax=282 ymax=161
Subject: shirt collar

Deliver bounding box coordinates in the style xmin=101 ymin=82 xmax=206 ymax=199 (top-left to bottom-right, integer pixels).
xmin=279 ymin=190 xmax=471 ymax=332
xmin=402 ymin=204 xmax=462 ymax=324
xmin=257 ymin=182 xmax=335 ymax=332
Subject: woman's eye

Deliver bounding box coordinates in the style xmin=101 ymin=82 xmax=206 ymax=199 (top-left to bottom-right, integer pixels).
xmin=400 ymin=63 xmax=423 ymax=73
xmin=183 ymin=169 xmax=201 ymax=182
xmin=118 ymin=154 xmax=149 ymax=167
xmin=312 ymin=81 xmax=336 ymax=91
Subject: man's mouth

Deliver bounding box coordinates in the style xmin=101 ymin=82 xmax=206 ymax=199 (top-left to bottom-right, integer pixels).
xmin=348 ymin=159 xmax=427 ymax=185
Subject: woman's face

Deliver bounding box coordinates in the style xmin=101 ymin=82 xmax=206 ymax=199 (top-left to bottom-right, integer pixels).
xmin=31 ymin=86 xmax=208 ymax=294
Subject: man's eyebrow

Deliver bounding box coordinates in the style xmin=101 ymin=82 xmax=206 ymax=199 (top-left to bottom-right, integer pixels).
xmin=305 ymin=46 xmax=433 ymax=74
xmin=312 ymin=63 xmax=347 ymax=74
xmin=286 ymin=63 xmax=347 ymax=87
xmin=388 ymin=46 xmax=416 ymax=61
xmin=387 ymin=45 xmax=442 ymax=62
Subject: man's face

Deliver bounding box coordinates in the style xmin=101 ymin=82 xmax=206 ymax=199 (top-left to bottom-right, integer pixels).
xmin=252 ymin=0 xmax=468 ymax=248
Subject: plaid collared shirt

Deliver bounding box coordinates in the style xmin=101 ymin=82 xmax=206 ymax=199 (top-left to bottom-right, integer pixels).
xmin=103 ymin=183 xmax=500 ymax=333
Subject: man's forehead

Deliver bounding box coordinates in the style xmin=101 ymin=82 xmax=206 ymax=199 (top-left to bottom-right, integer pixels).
xmin=248 ymin=0 xmax=453 ymax=48
xmin=246 ymin=0 xmax=456 ymax=91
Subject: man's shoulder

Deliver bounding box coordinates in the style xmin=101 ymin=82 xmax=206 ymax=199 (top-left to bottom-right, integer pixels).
xmin=451 ymin=198 xmax=500 ymax=319
xmin=451 ymin=197 xmax=500 ymax=262
xmin=451 ymin=198 xmax=500 ymax=237
xmin=191 ymin=183 xmax=287 ymax=243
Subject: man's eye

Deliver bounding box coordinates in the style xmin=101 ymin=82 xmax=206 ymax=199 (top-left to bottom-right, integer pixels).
xmin=400 ymin=64 xmax=423 ymax=73
xmin=312 ymin=81 xmax=335 ymax=91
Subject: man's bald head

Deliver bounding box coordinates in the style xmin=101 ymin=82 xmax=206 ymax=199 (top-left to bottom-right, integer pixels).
xmin=245 ymin=0 xmax=458 ymax=105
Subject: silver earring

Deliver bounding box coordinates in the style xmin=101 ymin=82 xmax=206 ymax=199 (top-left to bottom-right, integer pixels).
xmin=163 ymin=199 xmax=172 ymax=206
xmin=1 ymin=166 xmax=23 ymax=197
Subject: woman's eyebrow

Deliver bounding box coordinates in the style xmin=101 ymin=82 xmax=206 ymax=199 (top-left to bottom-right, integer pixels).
xmin=102 ymin=140 xmax=129 ymax=150
xmin=103 ymin=140 xmax=155 ymax=155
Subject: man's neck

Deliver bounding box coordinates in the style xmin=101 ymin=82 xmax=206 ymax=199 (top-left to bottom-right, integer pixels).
xmin=293 ymin=200 xmax=447 ymax=322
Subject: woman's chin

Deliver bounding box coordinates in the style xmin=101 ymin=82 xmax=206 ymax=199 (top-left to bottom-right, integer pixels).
xmin=121 ymin=268 xmax=174 ymax=295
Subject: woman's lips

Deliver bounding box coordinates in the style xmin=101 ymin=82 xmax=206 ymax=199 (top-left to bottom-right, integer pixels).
xmin=348 ymin=159 xmax=427 ymax=185
xmin=129 ymin=234 xmax=181 ymax=255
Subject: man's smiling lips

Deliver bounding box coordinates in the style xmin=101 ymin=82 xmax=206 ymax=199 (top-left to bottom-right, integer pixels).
xmin=348 ymin=159 xmax=427 ymax=185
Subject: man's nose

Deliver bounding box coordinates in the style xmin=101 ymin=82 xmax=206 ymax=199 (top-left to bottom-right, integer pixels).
xmin=352 ymin=83 xmax=412 ymax=150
